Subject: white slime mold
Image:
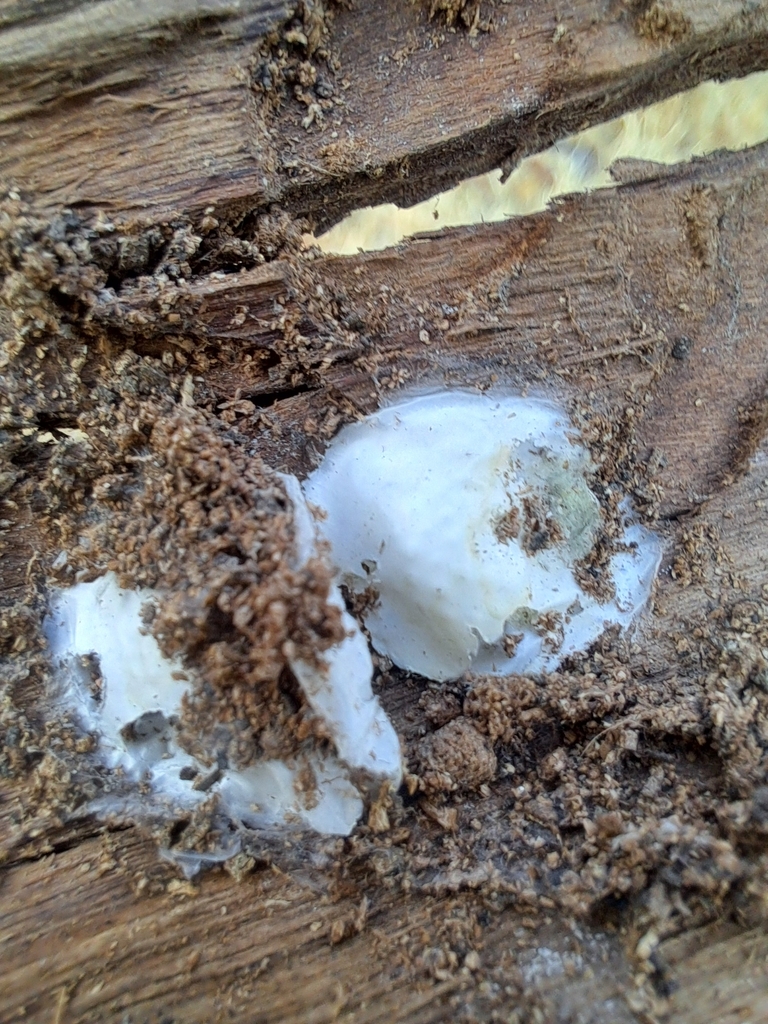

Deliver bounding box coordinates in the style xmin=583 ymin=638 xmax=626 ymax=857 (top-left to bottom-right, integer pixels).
xmin=304 ymin=391 xmax=661 ymax=681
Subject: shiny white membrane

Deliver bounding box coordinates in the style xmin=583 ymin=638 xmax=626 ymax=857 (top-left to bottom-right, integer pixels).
xmin=45 ymin=483 xmax=402 ymax=837
xmin=305 ymin=392 xmax=661 ymax=681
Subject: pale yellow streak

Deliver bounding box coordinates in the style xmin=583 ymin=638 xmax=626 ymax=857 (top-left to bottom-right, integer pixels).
xmin=315 ymin=70 xmax=768 ymax=256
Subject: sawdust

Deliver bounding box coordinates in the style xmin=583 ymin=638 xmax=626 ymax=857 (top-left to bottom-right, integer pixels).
xmin=427 ymin=0 xmax=489 ymax=34
xmin=636 ymin=3 xmax=692 ymax=43
xmin=3 ymin=160 xmax=768 ymax=1020
xmin=416 ymin=718 xmax=497 ymax=795
xmin=250 ymin=0 xmax=341 ymax=130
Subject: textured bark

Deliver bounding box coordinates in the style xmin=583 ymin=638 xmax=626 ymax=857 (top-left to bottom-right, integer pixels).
xmin=3 ymin=3 xmax=768 ymax=1024
xmin=3 ymin=0 xmax=768 ymax=226
xmin=108 ymin=140 xmax=768 ymax=518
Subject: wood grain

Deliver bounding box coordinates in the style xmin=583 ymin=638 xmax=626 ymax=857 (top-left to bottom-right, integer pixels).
xmin=4 ymin=4 xmax=768 ymax=1023
xmin=4 ymin=0 xmax=768 ymax=226
xmin=2 ymin=813 xmax=767 ymax=1024
xmin=107 ymin=139 xmax=768 ymax=516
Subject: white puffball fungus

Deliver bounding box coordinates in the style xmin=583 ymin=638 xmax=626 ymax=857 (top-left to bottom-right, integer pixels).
xmin=45 ymin=472 xmax=402 ymax=837
xmin=281 ymin=475 xmax=402 ymax=782
xmin=44 ymin=389 xmax=661 ymax=845
xmin=305 ymin=391 xmax=661 ymax=681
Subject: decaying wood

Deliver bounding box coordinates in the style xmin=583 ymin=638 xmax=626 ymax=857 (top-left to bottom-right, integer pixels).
xmin=0 ymin=0 xmax=293 ymax=77
xmin=4 ymin=2 xmax=768 ymax=1023
xmin=3 ymin=818 xmax=768 ymax=1023
xmin=4 ymin=141 xmax=768 ymax=1020
xmin=107 ymin=139 xmax=768 ymax=516
xmin=3 ymin=0 xmax=768 ymax=226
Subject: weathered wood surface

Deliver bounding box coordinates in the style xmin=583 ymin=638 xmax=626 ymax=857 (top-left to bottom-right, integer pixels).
xmin=4 ymin=3 xmax=768 ymax=1024
xmin=0 ymin=0 xmax=293 ymax=75
xmin=110 ymin=139 xmax=768 ymax=518
xmin=3 ymin=0 xmax=768 ymax=227
xmin=3 ymin=815 xmax=768 ymax=1023
xmin=2 ymin=137 xmax=768 ymax=1024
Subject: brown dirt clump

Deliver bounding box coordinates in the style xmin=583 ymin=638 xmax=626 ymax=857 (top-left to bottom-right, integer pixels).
xmin=415 ymin=718 xmax=497 ymax=795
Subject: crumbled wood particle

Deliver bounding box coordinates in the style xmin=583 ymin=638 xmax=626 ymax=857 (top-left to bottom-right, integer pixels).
xmin=682 ymin=185 xmax=720 ymax=268
xmin=670 ymin=522 xmax=719 ymax=586
xmin=250 ymin=0 xmax=340 ymax=131
xmin=416 ymin=718 xmax=497 ymax=794
xmin=493 ymin=504 xmax=520 ymax=544
xmin=428 ymin=0 xmax=491 ymax=34
xmin=636 ymin=3 xmax=691 ymax=42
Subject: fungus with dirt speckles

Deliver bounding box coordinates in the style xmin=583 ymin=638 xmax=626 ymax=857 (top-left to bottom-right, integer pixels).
xmin=44 ymin=390 xmax=660 ymax=844
xmin=304 ymin=391 xmax=661 ymax=681
xmin=44 ymin=479 xmax=401 ymax=839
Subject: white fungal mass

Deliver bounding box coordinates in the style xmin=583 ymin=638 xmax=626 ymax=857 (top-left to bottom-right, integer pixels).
xmin=45 ymin=530 xmax=400 ymax=838
xmin=305 ymin=391 xmax=661 ymax=681
xmin=44 ymin=390 xmax=660 ymax=844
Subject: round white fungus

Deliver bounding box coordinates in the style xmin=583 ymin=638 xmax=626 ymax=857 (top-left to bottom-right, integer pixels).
xmin=304 ymin=391 xmax=661 ymax=681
